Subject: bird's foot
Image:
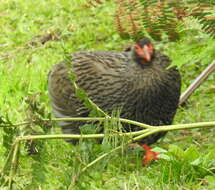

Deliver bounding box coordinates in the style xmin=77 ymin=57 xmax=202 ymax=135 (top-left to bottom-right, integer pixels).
xmin=139 ymin=143 xmax=159 ymax=165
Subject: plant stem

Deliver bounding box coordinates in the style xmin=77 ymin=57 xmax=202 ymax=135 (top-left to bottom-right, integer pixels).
xmin=46 ymin=117 xmax=153 ymax=129
xmin=157 ymin=121 xmax=215 ymax=132
xmin=16 ymin=130 xmax=147 ymax=141
xmin=179 ymin=60 xmax=215 ymax=105
xmin=82 ymin=146 xmax=122 ymax=173
xmin=0 ymin=117 xmax=152 ymax=129
xmin=79 ymin=130 xmax=156 ymax=174
xmin=132 ymin=129 xmax=158 ymax=141
xmin=8 ymin=141 xmax=20 ymax=190
xmin=14 ymin=121 xmax=215 ymax=142
xmin=0 ymin=122 xmax=30 ymax=127
xmin=0 ymin=144 xmax=17 ymax=187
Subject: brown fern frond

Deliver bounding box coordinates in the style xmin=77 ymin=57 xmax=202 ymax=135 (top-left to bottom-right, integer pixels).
xmin=113 ymin=0 xmax=215 ymax=41
xmin=85 ymin=0 xmax=109 ymax=7
xmin=115 ymin=0 xmax=142 ymax=38
xmin=82 ymin=0 xmax=215 ymax=40
xmin=188 ymin=1 xmax=215 ymax=37
xmin=115 ymin=13 xmax=123 ymax=33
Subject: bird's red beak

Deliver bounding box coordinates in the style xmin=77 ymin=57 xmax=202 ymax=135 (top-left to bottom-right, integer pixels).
xmin=134 ymin=44 xmax=154 ymax=62
xmin=143 ymin=45 xmax=153 ymax=62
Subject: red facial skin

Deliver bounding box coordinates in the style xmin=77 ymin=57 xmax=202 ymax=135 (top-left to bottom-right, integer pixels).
xmin=134 ymin=44 xmax=154 ymax=62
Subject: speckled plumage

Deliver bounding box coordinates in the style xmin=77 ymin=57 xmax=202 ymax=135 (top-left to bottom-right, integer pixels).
xmin=48 ymin=48 xmax=181 ymax=144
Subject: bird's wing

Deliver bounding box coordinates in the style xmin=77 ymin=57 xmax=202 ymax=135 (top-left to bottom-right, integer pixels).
xmin=48 ymin=51 xmax=132 ymax=120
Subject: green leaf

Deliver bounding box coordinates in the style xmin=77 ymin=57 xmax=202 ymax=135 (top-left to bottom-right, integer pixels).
xmin=68 ymin=73 xmax=77 ymax=82
xmin=152 ymin=147 xmax=168 ymax=153
xmin=204 ymin=175 xmax=215 ymax=189
xmin=190 ymin=157 xmax=202 ymax=166
xmin=168 ymin=144 xmax=185 ymax=159
xmin=76 ymin=88 xmax=88 ymax=100
xmin=202 ymin=148 xmax=215 ymax=167
xmin=158 ymin=153 xmax=171 ymax=160
xmin=184 ymin=145 xmax=200 ymax=162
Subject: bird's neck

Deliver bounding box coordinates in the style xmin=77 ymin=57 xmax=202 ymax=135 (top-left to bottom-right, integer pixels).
xmin=132 ymin=51 xmax=149 ymax=66
xmin=128 ymin=52 xmax=166 ymax=91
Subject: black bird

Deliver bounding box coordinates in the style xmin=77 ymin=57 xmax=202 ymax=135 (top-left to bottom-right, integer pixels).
xmin=48 ymin=38 xmax=181 ymax=144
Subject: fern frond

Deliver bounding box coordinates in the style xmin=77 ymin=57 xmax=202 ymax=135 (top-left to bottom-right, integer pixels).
xmin=114 ymin=0 xmax=215 ymax=41
xmin=83 ymin=0 xmax=215 ymax=40
xmin=188 ymin=1 xmax=215 ymax=38
xmin=85 ymin=0 xmax=109 ymax=7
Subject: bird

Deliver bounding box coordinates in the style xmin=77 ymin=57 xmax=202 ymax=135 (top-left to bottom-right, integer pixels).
xmin=48 ymin=38 xmax=181 ymax=145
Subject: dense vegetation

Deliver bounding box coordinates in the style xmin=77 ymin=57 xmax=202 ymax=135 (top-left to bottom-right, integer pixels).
xmin=0 ymin=0 xmax=215 ymax=189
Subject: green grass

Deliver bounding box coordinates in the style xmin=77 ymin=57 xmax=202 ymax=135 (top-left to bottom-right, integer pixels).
xmin=0 ymin=0 xmax=215 ymax=189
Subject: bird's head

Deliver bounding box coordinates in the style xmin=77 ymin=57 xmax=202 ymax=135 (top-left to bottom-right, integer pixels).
xmin=133 ymin=38 xmax=154 ymax=64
